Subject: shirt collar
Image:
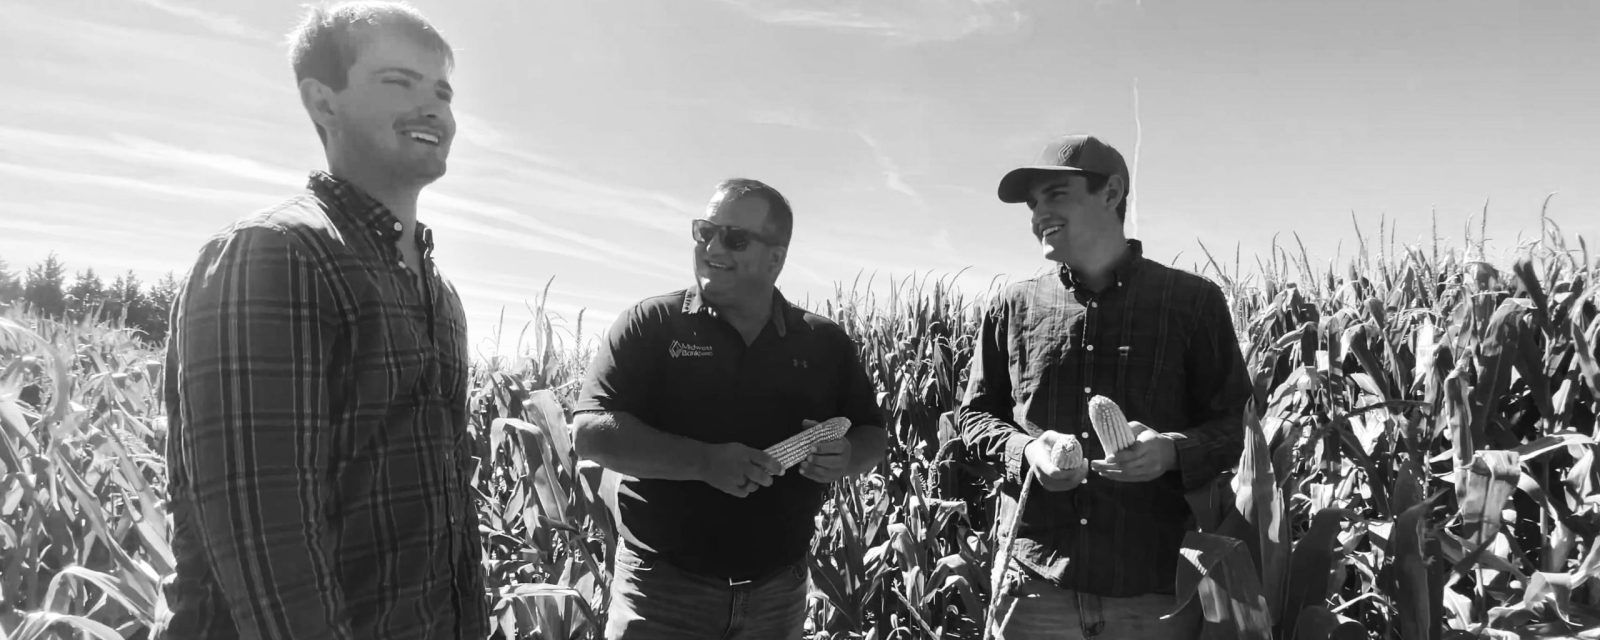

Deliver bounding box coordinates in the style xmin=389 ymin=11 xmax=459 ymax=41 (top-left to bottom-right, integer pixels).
xmin=307 ymin=171 xmax=435 ymax=257
xmin=683 ymin=285 xmax=792 ymax=338
xmin=1059 ymin=238 xmax=1145 ymax=291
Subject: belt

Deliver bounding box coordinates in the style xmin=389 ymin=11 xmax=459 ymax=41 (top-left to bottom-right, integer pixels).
xmin=624 ymin=543 xmax=801 ymax=587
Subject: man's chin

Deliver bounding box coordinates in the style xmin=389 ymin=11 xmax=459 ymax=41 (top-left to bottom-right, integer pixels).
xmin=1042 ymin=244 xmax=1067 ymax=263
xmin=405 ymin=161 xmax=447 ymax=185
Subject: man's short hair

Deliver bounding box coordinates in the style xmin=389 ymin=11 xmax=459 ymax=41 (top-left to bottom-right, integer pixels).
xmin=711 ymin=178 xmax=793 ymax=247
xmin=1081 ymin=172 xmax=1129 ymax=222
xmin=287 ymin=1 xmax=453 ymax=143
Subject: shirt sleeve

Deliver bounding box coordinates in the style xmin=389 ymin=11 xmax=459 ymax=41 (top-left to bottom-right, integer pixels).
xmin=1165 ymin=283 xmax=1250 ymax=491
xmin=574 ymin=303 xmax=655 ymax=417
xmin=957 ymin=295 xmax=1034 ymax=485
xmin=830 ymin=326 xmax=884 ymax=432
xmin=173 ymin=226 xmax=353 ymax=640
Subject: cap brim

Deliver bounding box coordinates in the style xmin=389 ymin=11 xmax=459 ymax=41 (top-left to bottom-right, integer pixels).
xmin=996 ymin=166 xmax=1094 ymax=203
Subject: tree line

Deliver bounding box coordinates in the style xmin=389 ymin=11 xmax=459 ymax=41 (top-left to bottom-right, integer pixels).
xmin=0 ymin=252 xmax=179 ymax=342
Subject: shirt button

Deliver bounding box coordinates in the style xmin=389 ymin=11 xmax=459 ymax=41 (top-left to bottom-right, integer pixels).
xmin=1080 ymin=518 xmax=1090 ymax=525
xmin=1089 ymin=302 xmax=1098 ymax=308
xmin=1085 ymin=345 xmax=1095 ymax=352
xmin=1081 ymin=432 xmax=1090 ymax=439
xmin=393 ymin=222 xmax=403 ymax=232
xmin=1083 ymin=387 xmax=1091 ymax=394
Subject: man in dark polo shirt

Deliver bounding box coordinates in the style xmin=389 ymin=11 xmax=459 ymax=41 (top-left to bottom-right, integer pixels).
xmin=958 ymin=134 xmax=1250 ymax=639
xmin=573 ymin=178 xmax=886 ymax=640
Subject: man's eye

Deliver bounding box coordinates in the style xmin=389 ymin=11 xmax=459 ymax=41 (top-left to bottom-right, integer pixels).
xmin=437 ymin=90 xmax=453 ymax=103
xmin=384 ymin=77 xmax=412 ymax=88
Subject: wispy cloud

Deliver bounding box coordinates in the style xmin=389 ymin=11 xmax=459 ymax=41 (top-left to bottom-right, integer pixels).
xmin=0 ymin=127 xmax=303 ymax=188
xmin=855 ymin=129 xmax=920 ymax=200
xmin=423 ymin=191 xmax=684 ymax=281
xmin=0 ymin=124 xmax=688 ymax=280
xmin=130 ymin=0 xmax=276 ymax=42
xmin=747 ymin=107 xmax=827 ymax=131
xmin=0 ymin=162 xmax=280 ymax=208
xmin=711 ymin=0 xmax=1024 ymax=43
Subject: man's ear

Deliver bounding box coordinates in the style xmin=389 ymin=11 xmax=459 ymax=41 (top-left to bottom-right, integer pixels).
xmin=1103 ymin=174 xmax=1127 ymax=210
xmin=770 ymin=245 xmax=788 ymax=278
xmin=299 ymin=78 xmax=338 ymax=135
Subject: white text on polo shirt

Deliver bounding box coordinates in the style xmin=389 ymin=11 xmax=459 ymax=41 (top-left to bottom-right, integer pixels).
xmin=668 ymin=340 xmax=714 ymax=359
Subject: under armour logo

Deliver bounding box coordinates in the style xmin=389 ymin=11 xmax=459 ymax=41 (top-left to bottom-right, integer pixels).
xmin=793 ymin=358 xmax=808 ymax=369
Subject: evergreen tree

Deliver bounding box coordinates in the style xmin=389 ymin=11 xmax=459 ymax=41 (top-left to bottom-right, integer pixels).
xmin=142 ymin=272 xmax=181 ymax=342
xmin=66 ymin=268 xmax=107 ymax=321
xmin=0 ymin=255 xmax=22 ymax=304
xmin=106 ymin=271 xmax=146 ymax=327
xmin=23 ymin=253 xmax=67 ymax=317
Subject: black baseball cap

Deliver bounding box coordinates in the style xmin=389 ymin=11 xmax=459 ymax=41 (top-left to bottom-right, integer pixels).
xmin=997 ymin=134 xmax=1131 ymax=204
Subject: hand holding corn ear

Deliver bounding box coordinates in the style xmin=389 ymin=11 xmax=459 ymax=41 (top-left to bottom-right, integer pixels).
xmin=1086 ymin=395 xmax=1177 ymax=483
xmin=990 ymin=428 xmax=1088 ymax=636
xmin=1022 ymin=431 xmax=1088 ymax=492
xmin=764 ymin=417 xmax=852 ymax=483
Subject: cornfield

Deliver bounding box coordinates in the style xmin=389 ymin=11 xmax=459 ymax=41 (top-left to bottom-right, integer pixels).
xmin=3 ymin=222 xmax=1600 ymax=639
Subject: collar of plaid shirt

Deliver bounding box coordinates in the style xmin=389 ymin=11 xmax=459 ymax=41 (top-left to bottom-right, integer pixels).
xmin=1058 ymin=238 xmax=1145 ymax=291
xmin=307 ymin=171 xmax=438 ymax=259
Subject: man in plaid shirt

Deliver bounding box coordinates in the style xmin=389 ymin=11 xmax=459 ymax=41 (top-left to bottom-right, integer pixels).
xmin=154 ymin=3 xmax=485 ymax=638
xmin=959 ymin=134 xmax=1250 ymax=639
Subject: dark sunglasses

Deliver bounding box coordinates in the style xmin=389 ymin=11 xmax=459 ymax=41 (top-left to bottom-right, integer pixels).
xmin=691 ymin=219 xmax=784 ymax=251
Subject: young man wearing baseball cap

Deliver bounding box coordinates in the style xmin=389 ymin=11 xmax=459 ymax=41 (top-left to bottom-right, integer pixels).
xmin=958 ymin=134 xmax=1251 ymax=639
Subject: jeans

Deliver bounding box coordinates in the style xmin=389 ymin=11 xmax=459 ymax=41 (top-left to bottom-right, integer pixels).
xmin=992 ymin=563 xmax=1201 ymax=640
xmin=604 ymin=544 xmax=808 ymax=640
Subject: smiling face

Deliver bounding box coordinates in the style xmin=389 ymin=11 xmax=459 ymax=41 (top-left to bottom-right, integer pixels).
xmin=1026 ymin=172 xmax=1123 ymax=263
xmin=304 ymin=26 xmax=455 ymax=189
xmin=694 ymin=194 xmax=787 ymax=307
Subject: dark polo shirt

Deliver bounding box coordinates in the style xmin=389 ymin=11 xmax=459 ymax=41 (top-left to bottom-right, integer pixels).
xmin=575 ymin=287 xmax=882 ymax=580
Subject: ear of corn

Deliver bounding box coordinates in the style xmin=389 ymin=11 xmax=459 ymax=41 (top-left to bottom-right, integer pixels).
xmin=1050 ymin=434 xmax=1084 ymax=470
xmin=765 ymin=416 xmax=852 ymax=470
xmin=1089 ymin=395 xmax=1136 ymax=453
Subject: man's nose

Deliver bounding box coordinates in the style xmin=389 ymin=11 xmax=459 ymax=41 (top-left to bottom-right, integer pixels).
xmin=702 ymin=233 xmax=731 ymax=255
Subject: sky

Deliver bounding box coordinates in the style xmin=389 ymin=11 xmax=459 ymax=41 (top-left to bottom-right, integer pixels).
xmin=2 ymin=0 xmax=1597 ymax=357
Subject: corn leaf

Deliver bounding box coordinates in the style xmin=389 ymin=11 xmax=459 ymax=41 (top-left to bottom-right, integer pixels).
xmin=1232 ymin=401 xmax=1289 ymax=619
xmin=1174 ymin=532 xmax=1272 ymax=640
xmin=1292 ymin=604 xmax=1367 ymax=640
xmin=1283 ymin=508 xmax=1357 ymax=639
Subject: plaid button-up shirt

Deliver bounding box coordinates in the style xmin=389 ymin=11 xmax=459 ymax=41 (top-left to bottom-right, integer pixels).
xmin=158 ymin=172 xmax=486 ymax=639
xmin=958 ymin=240 xmax=1249 ymax=597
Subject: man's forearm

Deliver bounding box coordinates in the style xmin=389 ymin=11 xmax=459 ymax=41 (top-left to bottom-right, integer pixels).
xmin=958 ymin=305 xmax=1033 ymax=483
xmin=1165 ymin=414 xmax=1245 ymax=491
xmin=958 ymin=407 xmax=1034 ymax=484
xmin=572 ymin=410 xmax=709 ymax=480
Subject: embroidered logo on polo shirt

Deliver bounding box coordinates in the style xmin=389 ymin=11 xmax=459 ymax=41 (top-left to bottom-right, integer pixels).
xmin=668 ymin=340 xmax=714 ymax=359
